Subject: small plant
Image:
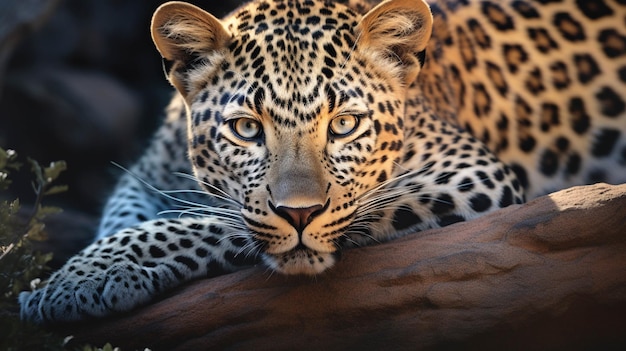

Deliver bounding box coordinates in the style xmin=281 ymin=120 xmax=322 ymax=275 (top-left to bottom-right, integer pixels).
xmin=0 ymin=148 xmax=133 ymax=350
xmin=0 ymin=147 xmax=67 ymax=350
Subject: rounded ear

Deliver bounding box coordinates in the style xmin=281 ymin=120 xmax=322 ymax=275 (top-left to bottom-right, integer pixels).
xmin=357 ymin=0 xmax=433 ymax=85
xmin=151 ymin=1 xmax=230 ymax=62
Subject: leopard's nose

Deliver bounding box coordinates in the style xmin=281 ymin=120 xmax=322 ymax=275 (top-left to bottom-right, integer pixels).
xmin=273 ymin=204 xmax=324 ymax=232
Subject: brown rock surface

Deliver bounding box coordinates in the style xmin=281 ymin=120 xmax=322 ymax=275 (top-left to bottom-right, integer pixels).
xmin=61 ymin=183 xmax=626 ymax=350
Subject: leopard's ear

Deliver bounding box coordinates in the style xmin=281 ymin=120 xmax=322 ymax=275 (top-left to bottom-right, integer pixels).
xmin=357 ymin=0 xmax=433 ymax=85
xmin=151 ymin=1 xmax=230 ymax=94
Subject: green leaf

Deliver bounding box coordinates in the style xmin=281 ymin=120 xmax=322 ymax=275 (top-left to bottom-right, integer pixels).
xmin=44 ymin=185 xmax=69 ymax=196
xmin=0 ymin=148 xmax=20 ymax=171
xmin=25 ymin=222 xmax=48 ymax=241
xmin=43 ymin=161 xmax=67 ymax=183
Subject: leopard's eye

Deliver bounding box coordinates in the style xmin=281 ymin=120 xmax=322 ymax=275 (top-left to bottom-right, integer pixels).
xmin=329 ymin=115 xmax=359 ymax=137
xmin=230 ymin=118 xmax=262 ymax=140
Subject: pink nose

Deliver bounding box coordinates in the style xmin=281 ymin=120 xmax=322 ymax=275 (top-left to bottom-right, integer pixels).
xmin=274 ymin=204 xmax=323 ymax=232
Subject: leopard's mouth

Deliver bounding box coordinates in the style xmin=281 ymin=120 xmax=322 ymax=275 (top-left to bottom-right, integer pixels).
xmin=261 ymin=245 xmax=341 ymax=275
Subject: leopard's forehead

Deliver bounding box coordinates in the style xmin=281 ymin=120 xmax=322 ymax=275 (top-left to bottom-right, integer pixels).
xmin=225 ymin=0 xmax=360 ymax=38
xmin=220 ymin=0 xmax=362 ymax=108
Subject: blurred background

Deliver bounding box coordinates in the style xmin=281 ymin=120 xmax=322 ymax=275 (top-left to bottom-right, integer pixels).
xmin=0 ymin=0 xmax=242 ymax=266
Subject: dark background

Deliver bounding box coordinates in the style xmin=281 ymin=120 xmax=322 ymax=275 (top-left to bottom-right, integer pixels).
xmin=0 ymin=0 xmax=242 ymax=264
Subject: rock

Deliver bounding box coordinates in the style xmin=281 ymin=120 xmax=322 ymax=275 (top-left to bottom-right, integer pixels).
xmin=59 ymin=183 xmax=626 ymax=350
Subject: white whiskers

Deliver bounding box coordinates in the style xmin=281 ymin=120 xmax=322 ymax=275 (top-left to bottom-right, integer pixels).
xmin=112 ymin=162 xmax=249 ymax=235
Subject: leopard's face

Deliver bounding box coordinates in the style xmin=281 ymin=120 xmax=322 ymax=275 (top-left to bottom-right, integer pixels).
xmin=152 ymin=0 xmax=433 ymax=274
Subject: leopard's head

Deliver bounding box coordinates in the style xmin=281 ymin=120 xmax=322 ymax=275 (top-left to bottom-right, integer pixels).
xmin=151 ymin=0 xmax=432 ymax=274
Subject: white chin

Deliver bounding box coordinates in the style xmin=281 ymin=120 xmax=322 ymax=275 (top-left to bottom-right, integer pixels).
xmin=263 ymin=249 xmax=337 ymax=275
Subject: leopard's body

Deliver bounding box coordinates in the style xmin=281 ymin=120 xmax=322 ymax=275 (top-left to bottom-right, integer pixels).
xmin=21 ymin=0 xmax=626 ymax=323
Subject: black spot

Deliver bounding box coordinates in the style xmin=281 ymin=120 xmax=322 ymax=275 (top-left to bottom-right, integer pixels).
xmin=149 ymin=245 xmax=166 ymax=258
xmin=179 ymin=238 xmax=194 ymax=248
xmin=509 ymin=163 xmax=529 ymax=189
xmin=403 ymin=149 xmax=416 ymax=163
xmin=203 ymin=236 xmax=220 ymax=246
xmin=154 ymin=232 xmax=167 ymax=242
xmin=467 ymin=19 xmax=491 ymax=49
xmin=131 ymin=244 xmax=143 ymax=258
xmin=120 ymin=236 xmax=130 ymax=246
xmin=431 ymin=193 xmax=455 ymax=215
xmin=493 ymin=169 xmax=504 ymax=181
xmin=306 ymin=16 xmax=320 ymax=25
xmin=574 ymin=54 xmax=601 ymax=84
xmin=472 ymin=83 xmax=491 ymax=116
xmin=230 ymin=237 xmax=247 ymax=248
xmin=175 ymin=256 xmax=199 ymax=271
xmin=482 ymin=2 xmax=514 ymax=30
xmin=592 ymin=128 xmax=621 ymax=157
xmin=165 ymin=263 xmax=183 ymax=280
xmin=376 ymin=170 xmax=388 ymax=183
xmin=565 ymin=153 xmax=582 ymax=175
xmin=550 ymin=61 xmax=571 ymax=90
xmin=503 ymin=44 xmax=528 ymax=73
xmin=576 ymin=0 xmax=613 ymax=19
xmin=322 ymin=67 xmax=333 ymax=79
xmin=553 ymin=12 xmax=586 ymax=41
xmin=539 ymin=149 xmax=559 ymax=176
xmin=528 ymin=28 xmax=558 ymax=53
xmin=497 ymin=113 xmax=509 ymax=131
xmin=435 ymin=171 xmax=457 ymax=185
xmin=568 ymin=97 xmax=591 ymax=134
xmin=540 ymin=103 xmax=560 ymax=132
xmin=519 ymin=136 xmax=536 ymax=153
xmin=457 ymin=177 xmax=474 ymax=192
xmin=416 ymin=49 xmax=427 ymax=67
xmin=253 ymin=14 xmax=266 ymax=23
xmin=619 ymin=66 xmax=626 ymax=83
xmin=469 ymin=193 xmax=492 ymax=212
xmin=555 ymin=136 xmax=570 ymax=152
xmin=499 ymin=186 xmax=514 ymax=207
xmin=595 ymin=86 xmax=625 ymax=118
xmin=512 ymin=1 xmax=540 ymax=18
xmin=323 ymin=43 xmax=337 ymax=58
xmin=457 ymin=27 xmax=477 ymax=70
xmin=196 ymin=248 xmax=209 ymax=258
xmin=476 ymin=170 xmax=495 ymax=189
xmin=324 ymin=56 xmax=336 ymax=68
xmin=525 ymin=67 xmax=545 ymax=95
xmin=392 ymin=207 xmax=423 ymax=231
xmin=486 ymin=61 xmax=507 ymax=96
xmin=598 ymin=29 xmax=626 ymax=58
xmin=437 ymin=214 xmax=465 ymax=227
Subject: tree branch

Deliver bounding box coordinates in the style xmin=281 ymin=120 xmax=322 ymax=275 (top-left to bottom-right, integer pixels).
xmin=61 ymin=183 xmax=626 ymax=350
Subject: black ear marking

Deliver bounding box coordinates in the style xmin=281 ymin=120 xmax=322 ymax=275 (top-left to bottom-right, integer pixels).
xmin=416 ymin=49 xmax=427 ymax=67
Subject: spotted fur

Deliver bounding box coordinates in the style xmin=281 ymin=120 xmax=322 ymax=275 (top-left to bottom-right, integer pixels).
xmin=21 ymin=0 xmax=626 ymax=323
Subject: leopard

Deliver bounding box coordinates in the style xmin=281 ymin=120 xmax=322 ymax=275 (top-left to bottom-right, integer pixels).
xmin=20 ymin=0 xmax=626 ymax=323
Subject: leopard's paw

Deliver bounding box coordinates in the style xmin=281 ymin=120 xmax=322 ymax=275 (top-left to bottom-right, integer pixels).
xmin=19 ymin=262 xmax=158 ymax=323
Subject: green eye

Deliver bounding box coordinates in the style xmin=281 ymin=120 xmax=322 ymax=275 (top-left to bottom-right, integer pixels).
xmin=230 ymin=118 xmax=262 ymax=140
xmin=329 ymin=115 xmax=359 ymax=136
